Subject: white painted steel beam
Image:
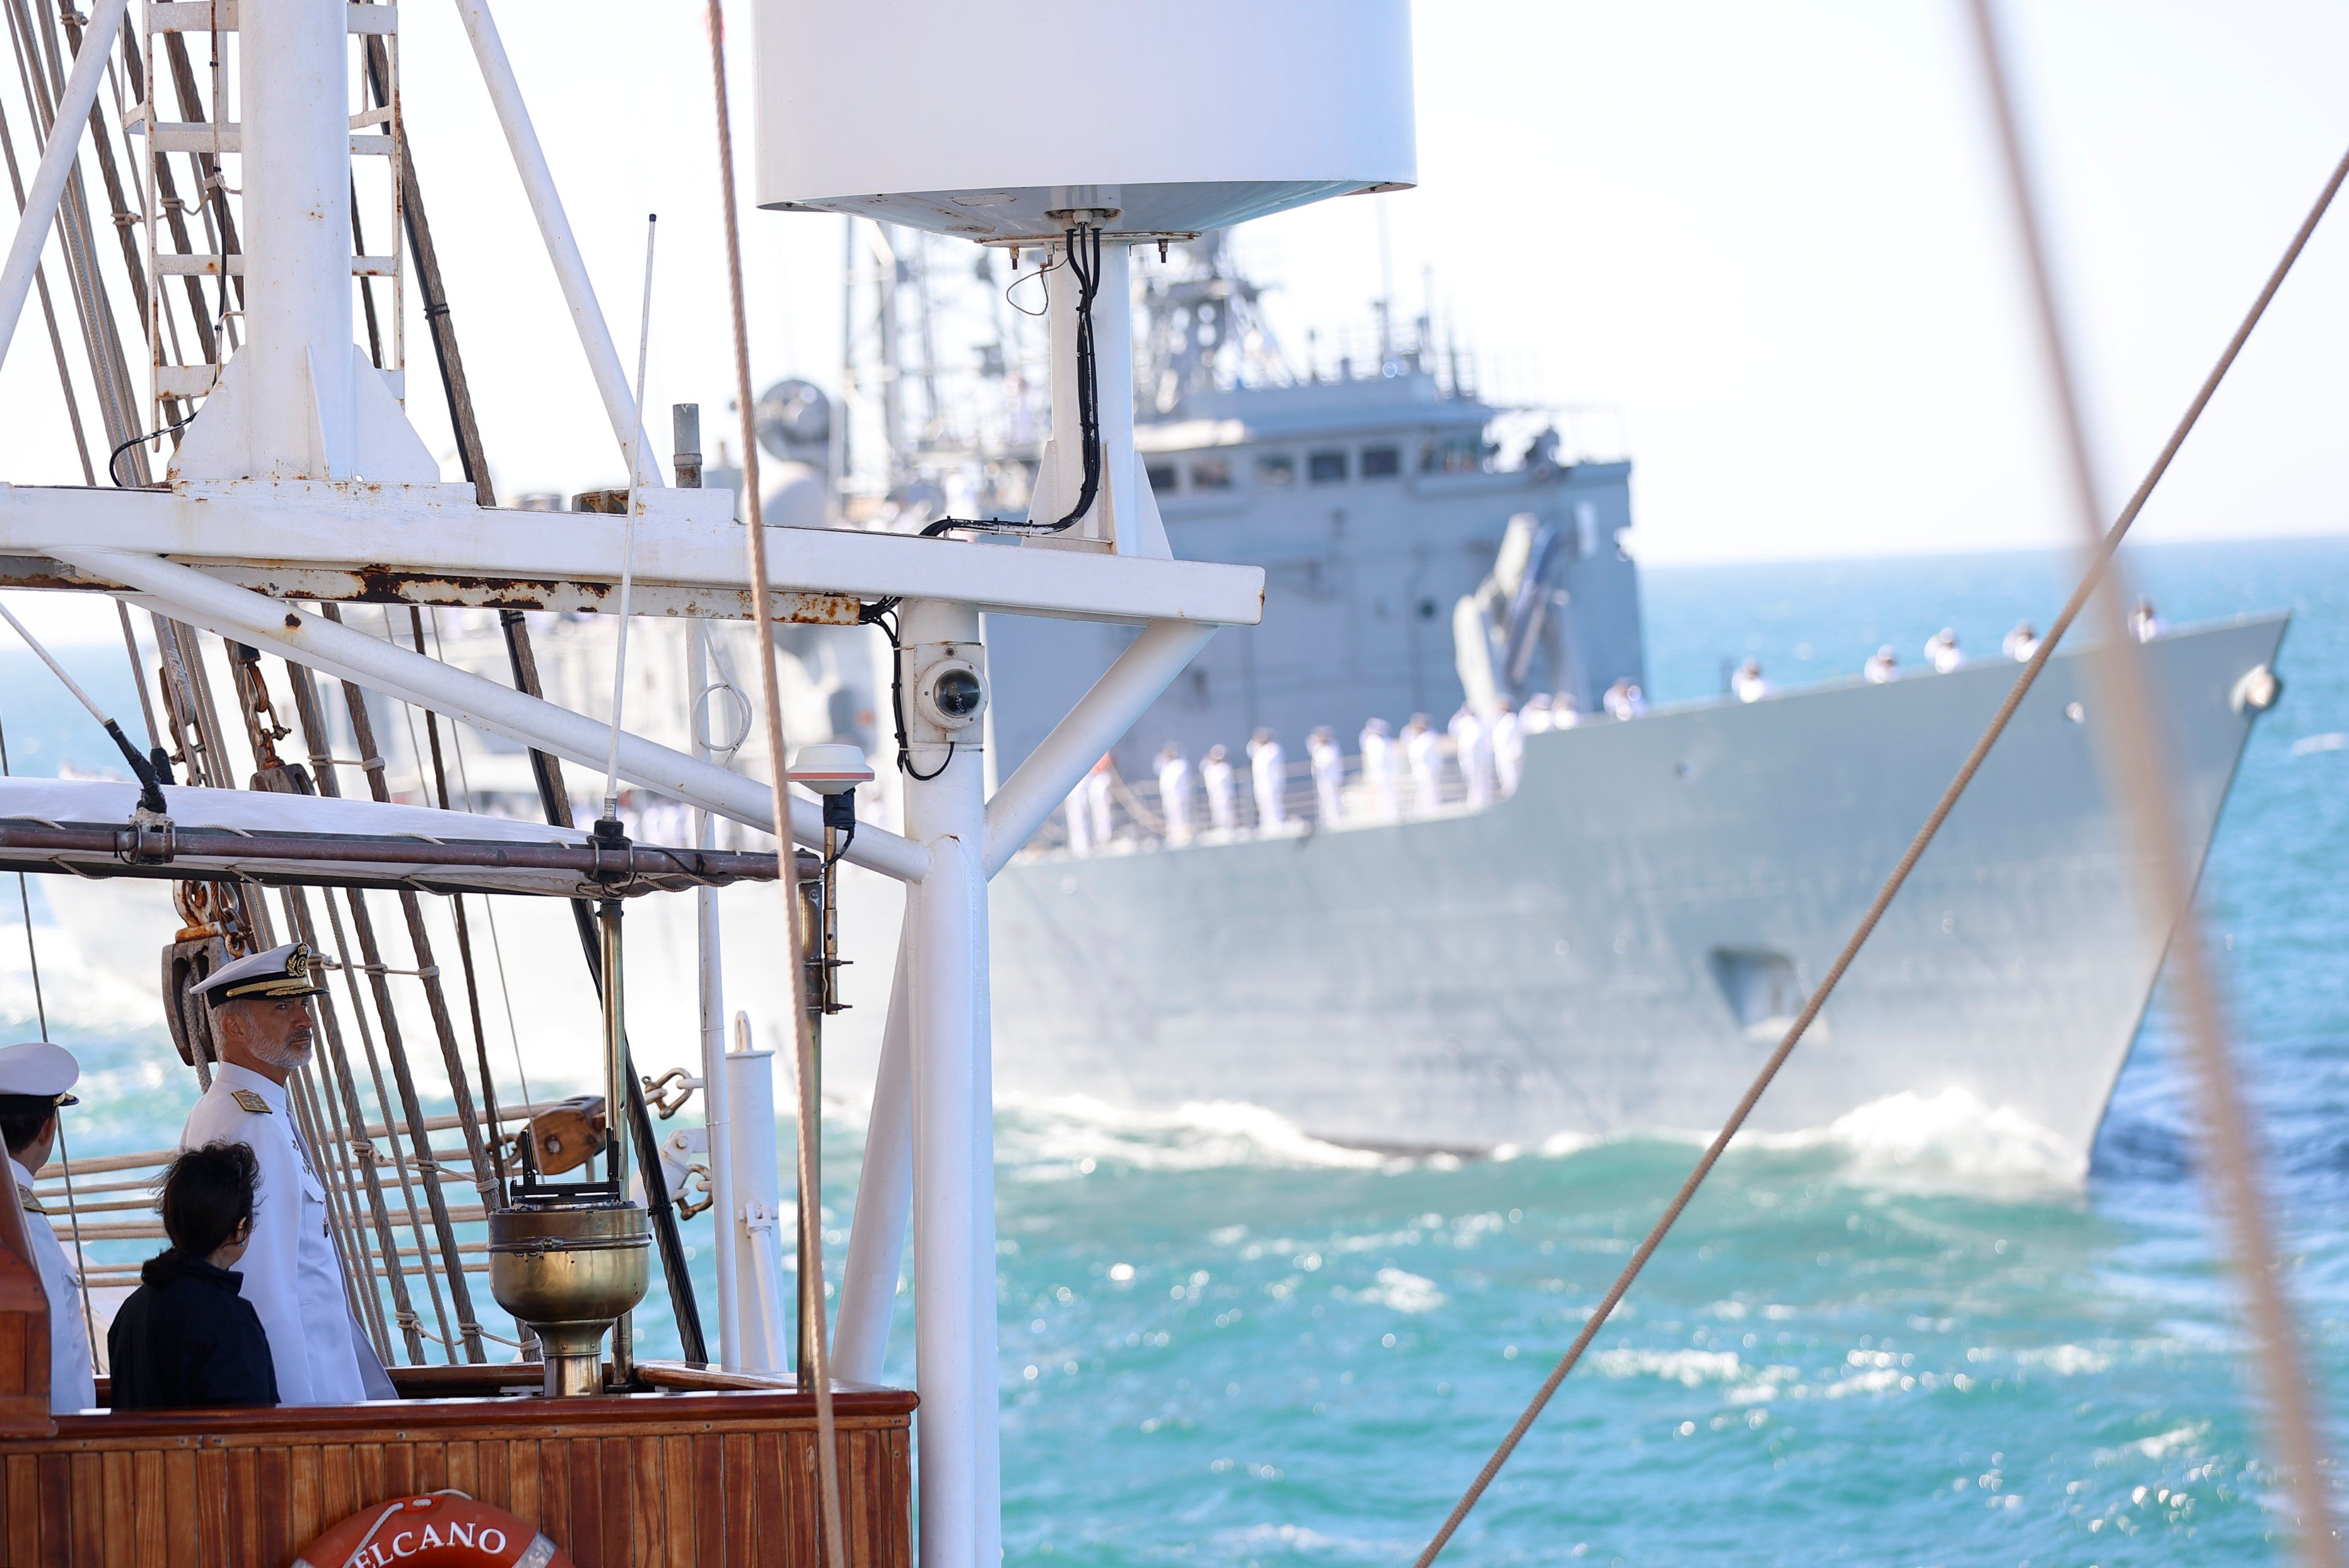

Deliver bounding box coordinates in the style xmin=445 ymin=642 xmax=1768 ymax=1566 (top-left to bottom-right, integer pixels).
xmin=832 ymin=923 xmax=912 ymax=1384
xmin=0 ymin=0 xmax=133 ymax=372
xmin=982 ymin=618 xmax=1219 ymax=873
xmin=53 ymin=546 xmax=930 ymax=881
xmin=451 ymin=0 xmax=658 ymax=488
xmin=0 ymin=483 xmax=1266 ymax=626
xmin=899 ymin=599 xmax=998 ymax=1568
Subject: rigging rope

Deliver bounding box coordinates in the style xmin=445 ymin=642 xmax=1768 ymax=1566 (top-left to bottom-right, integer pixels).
xmin=704 ymin=6 xmax=848 ymax=1565
xmin=1961 ymin=4 xmax=2341 ymax=1559
xmin=1414 ymin=128 xmax=2349 ymax=1568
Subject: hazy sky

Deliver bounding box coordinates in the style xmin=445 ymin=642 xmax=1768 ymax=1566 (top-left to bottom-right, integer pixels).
xmin=5 ymin=0 xmax=2346 ymax=580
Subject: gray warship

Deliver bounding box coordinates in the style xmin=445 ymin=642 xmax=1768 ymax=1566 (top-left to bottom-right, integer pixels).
xmin=965 ymin=239 xmax=2284 ymax=1163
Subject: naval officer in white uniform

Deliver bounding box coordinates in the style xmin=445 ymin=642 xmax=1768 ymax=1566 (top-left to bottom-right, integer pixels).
xmin=0 ymin=1042 xmax=96 ymax=1413
xmin=182 ymin=942 xmax=393 ymax=1406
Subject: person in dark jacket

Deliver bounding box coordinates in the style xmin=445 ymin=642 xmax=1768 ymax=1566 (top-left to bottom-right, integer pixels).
xmin=107 ymin=1141 xmax=278 ymax=1409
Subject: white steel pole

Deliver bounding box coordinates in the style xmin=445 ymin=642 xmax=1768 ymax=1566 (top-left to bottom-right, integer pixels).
xmin=833 ymin=923 xmax=913 ymax=1383
xmin=54 ymin=546 xmax=928 ymax=880
xmin=0 ymin=0 xmax=132 ymax=373
xmin=726 ymin=1019 xmax=791 ymax=1371
xmin=690 ymin=620 xmax=742 ymax=1369
xmin=982 ymin=617 xmax=1218 ymax=875
xmin=900 ymin=596 xmax=997 ymax=1568
xmin=239 ymin=0 xmax=356 ymax=473
xmin=450 ymin=0 xmax=660 ymax=487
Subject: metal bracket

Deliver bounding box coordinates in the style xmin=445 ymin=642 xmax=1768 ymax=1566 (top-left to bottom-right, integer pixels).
xmin=117 ymin=806 xmax=175 ymax=864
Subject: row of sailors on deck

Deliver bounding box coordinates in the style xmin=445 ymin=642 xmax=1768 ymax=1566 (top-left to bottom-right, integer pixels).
xmin=2 ymin=943 xmax=393 ymax=1413
xmin=1072 ymin=701 xmax=1543 ymax=851
xmin=1730 ymin=599 xmax=2165 ymax=703
xmin=1062 ymin=680 xmax=1665 ymax=851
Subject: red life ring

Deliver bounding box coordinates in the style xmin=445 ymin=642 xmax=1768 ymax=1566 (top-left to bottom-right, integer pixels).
xmin=292 ymin=1493 xmax=571 ymax=1568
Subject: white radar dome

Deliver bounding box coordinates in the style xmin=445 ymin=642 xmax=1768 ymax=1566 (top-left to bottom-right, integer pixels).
xmin=754 ymin=0 xmax=1414 ymax=241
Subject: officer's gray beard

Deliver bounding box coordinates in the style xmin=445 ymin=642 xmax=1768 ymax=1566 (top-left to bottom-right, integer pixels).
xmin=248 ymin=1034 xmax=314 ymax=1071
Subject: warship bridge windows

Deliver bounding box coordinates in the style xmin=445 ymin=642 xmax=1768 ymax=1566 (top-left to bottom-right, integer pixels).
xmin=1191 ymin=457 xmax=1232 ymax=489
xmin=1308 ymin=450 xmax=1348 ymax=484
xmin=1421 ymin=436 xmax=1484 ymax=475
xmin=1256 ymin=452 xmax=1297 ymax=486
xmin=1147 ymin=462 xmax=1180 ymax=492
xmin=1362 ymin=443 xmax=1402 ymax=478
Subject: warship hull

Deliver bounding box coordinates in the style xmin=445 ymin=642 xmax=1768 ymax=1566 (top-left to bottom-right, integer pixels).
xmin=31 ymin=619 xmax=2284 ymax=1171
xmin=983 ymin=616 xmax=2285 ymax=1161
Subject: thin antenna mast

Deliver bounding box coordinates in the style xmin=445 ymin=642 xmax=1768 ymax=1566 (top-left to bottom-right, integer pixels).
xmin=600 ymin=214 xmax=658 ymax=826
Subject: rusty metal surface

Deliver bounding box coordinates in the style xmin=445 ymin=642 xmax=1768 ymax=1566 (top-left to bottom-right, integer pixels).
xmin=0 ymin=553 xmax=863 ymax=623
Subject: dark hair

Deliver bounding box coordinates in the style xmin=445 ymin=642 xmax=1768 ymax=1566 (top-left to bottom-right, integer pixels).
xmin=0 ymin=1097 xmax=55 ymax=1158
xmin=143 ymin=1142 xmax=260 ymax=1285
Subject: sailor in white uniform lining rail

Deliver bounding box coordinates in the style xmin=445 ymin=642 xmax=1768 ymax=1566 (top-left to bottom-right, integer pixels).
xmin=1402 ymin=715 xmax=1443 ymax=813
xmin=1449 ymin=706 xmax=1493 ymax=809
xmin=1732 ymin=658 xmax=1768 ymax=703
xmin=181 ymin=942 xmax=394 ymax=1406
xmin=1247 ymin=728 xmax=1287 ymax=832
xmin=1080 ymin=755 xmax=1116 ymax=848
xmin=1200 ymin=745 xmax=1238 ymax=834
xmin=1358 ymin=719 xmax=1399 ymax=822
xmin=1864 ymin=645 xmax=1899 ymax=684
xmin=1925 ymin=627 xmax=1964 ymax=673
xmin=1155 ymin=743 xmax=1193 ymax=844
xmin=0 ymin=1042 xmax=96 ymax=1413
xmin=1306 ymin=728 xmax=1345 ymax=825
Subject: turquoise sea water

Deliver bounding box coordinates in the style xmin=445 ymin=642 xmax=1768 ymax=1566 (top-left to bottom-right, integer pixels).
xmin=13 ymin=537 xmax=2349 ymax=1565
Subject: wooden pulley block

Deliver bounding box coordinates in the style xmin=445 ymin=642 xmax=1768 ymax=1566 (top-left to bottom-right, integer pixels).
xmin=526 ymin=1096 xmax=608 ymax=1176
xmin=160 ymin=932 xmax=235 ymax=1067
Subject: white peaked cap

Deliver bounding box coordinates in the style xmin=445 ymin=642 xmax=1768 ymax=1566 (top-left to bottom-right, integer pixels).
xmin=0 ymin=1041 xmax=80 ymax=1105
xmin=192 ymin=941 xmax=327 ymax=1006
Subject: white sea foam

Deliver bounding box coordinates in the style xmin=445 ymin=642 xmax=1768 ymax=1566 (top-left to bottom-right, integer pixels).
xmin=1792 ymin=1087 xmax=2087 ymax=1194
xmin=1591 ymin=1348 xmax=1745 ymax=1386
xmin=2015 ymin=1343 xmax=2112 ymax=1376
xmin=2098 ymin=1422 xmax=2207 ymax=1463
xmin=2290 ymin=732 xmax=2346 ymax=755
xmin=993 ymin=1091 xmax=1386 ymax=1179
xmin=1351 ymin=1267 xmax=1445 ymax=1313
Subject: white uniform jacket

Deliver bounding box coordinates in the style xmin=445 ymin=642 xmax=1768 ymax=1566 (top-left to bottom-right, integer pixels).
xmin=9 ymin=1156 xmax=95 ymax=1413
xmin=182 ymin=1064 xmax=391 ymax=1405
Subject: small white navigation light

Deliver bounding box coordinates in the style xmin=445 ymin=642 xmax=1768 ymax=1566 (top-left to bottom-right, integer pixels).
xmin=2231 ymin=664 xmax=2281 ymax=715
xmin=787 ymin=743 xmax=876 ymax=795
xmin=919 ymin=661 xmax=988 ymax=731
xmin=754 ymin=0 xmax=1415 ymax=242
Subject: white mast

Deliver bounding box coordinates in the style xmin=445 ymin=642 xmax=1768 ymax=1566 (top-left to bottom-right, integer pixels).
xmin=168 ymin=0 xmax=433 ymax=481
xmin=753 ymin=2 xmax=1415 ymax=1561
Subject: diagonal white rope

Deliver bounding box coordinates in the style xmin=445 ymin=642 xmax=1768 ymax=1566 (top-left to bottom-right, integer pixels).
xmin=703 ymin=6 xmax=848 ymax=1567
xmin=1962 ymin=4 xmax=2339 ymax=1561
xmin=1412 ymin=122 xmax=2349 ymax=1568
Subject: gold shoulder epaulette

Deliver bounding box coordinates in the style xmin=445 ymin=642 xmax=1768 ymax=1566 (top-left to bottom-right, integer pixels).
xmin=229 ymin=1088 xmax=273 ymax=1115
xmin=14 ymin=1183 xmax=44 ymax=1215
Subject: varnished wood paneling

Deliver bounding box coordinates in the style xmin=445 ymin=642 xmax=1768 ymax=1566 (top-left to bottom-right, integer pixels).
xmin=686 ymin=1434 xmax=719 ymax=1568
xmin=7 ymin=1453 xmax=39 ymax=1568
xmin=0 ymin=1387 xmax=912 ymax=1567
